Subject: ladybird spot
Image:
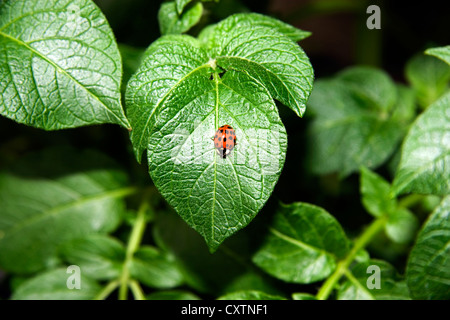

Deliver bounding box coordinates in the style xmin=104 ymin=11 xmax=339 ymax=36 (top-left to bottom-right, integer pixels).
xmin=218 ymin=137 xmax=222 ymax=141
xmin=228 ymin=136 xmax=232 ymax=141
xmin=223 ymin=137 xmax=226 ymax=142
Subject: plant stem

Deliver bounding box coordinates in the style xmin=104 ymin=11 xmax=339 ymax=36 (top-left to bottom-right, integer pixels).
xmin=316 ymin=217 xmax=387 ymax=300
xmin=129 ymin=280 xmax=146 ymax=300
xmin=94 ymin=280 xmax=120 ymax=300
xmin=398 ymin=194 xmax=424 ymax=209
xmin=118 ymin=196 xmax=149 ymax=300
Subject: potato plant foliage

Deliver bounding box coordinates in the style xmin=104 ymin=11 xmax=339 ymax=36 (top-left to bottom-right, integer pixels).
xmin=0 ymin=0 xmax=449 ymax=301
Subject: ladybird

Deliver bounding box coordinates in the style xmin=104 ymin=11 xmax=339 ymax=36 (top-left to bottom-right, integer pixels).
xmin=213 ymin=125 xmax=236 ymax=158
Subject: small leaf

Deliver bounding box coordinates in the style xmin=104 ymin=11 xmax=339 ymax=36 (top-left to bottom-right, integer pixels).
xmin=385 ymin=208 xmax=419 ymax=244
xmin=360 ymin=167 xmax=396 ymax=218
xmin=252 ymin=202 xmax=349 ymax=284
xmin=0 ymin=0 xmax=130 ymax=129
xmin=392 ymin=92 xmax=450 ymax=196
xmin=405 ymin=53 xmax=450 ymax=108
xmin=147 ymin=290 xmax=201 ymax=300
xmin=407 ymin=196 xmax=450 ymax=299
xmin=306 ymin=67 xmax=404 ymax=176
xmin=0 ymin=147 xmax=130 ymax=274
xmin=59 ymin=235 xmax=125 ymax=280
xmin=217 ymin=290 xmax=286 ymax=300
xmin=338 ymin=260 xmax=410 ymax=300
xmin=130 ymin=246 xmax=184 ymax=289
xmin=11 ymin=268 xmax=101 ymax=300
xmin=175 ymin=0 xmax=194 ymax=14
xmin=425 ymin=45 xmax=450 ymax=66
xmin=158 ymin=1 xmax=203 ymax=35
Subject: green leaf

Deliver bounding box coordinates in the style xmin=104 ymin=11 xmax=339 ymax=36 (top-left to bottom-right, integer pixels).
xmin=126 ymin=14 xmax=313 ymax=250
xmin=385 ymin=207 xmax=419 ymax=244
xmin=392 ymin=92 xmax=450 ymax=196
xmin=217 ymin=290 xmax=286 ymax=300
xmin=158 ymin=1 xmax=203 ymax=35
xmin=391 ymin=84 xmax=416 ymax=124
xmin=130 ymin=246 xmax=184 ymax=289
xmin=407 ymin=196 xmax=450 ymax=299
xmin=291 ymin=293 xmax=317 ymax=300
xmin=203 ymin=14 xmax=314 ymax=117
xmin=175 ymin=0 xmax=194 ymax=14
xmin=252 ymin=202 xmax=349 ymax=284
xmin=0 ymin=0 xmax=130 ymax=129
xmin=147 ymin=290 xmax=201 ymax=300
xmin=338 ymin=260 xmax=410 ymax=300
xmin=337 ymin=66 xmax=397 ymax=112
xmin=306 ymin=67 xmax=404 ymax=176
xmin=405 ymin=53 xmax=450 ymax=108
xmin=199 ymin=13 xmax=311 ymax=44
xmin=360 ymin=167 xmax=396 ymax=218
xmin=11 ymin=268 xmax=101 ymax=300
xmin=58 ymin=235 xmax=125 ymax=280
xmin=426 ymin=45 xmax=450 ymax=66
xmin=0 ymin=147 xmax=130 ymax=274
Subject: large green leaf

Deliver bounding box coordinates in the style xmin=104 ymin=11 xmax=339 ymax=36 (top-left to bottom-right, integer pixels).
xmin=252 ymin=202 xmax=349 ymax=284
xmin=0 ymin=0 xmax=129 ymax=129
xmin=0 ymin=147 xmax=130 ymax=274
xmin=407 ymin=196 xmax=450 ymax=299
xmin=426 ymin=45 xmax=450 ymax=66
xmin=405 ymin=53 xmax=450 ymax=108
xmin=58 ymin=234 xmax=125 ymax=281
xmin=392 ymin=92 xmax=450 ymax=196
xmin=306 ymin=67 xmax=405 ymax=176
xmin=12 ymin=268 xmax=101 ymax=300
xmin=126 ymin=14 xmax=312 ymax=250
xmin=338 ymin=260 xmax=410 ymax=300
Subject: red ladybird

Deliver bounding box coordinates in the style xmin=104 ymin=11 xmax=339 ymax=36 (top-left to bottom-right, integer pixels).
xmin=213 ymin=125 xmax=236 ymax=158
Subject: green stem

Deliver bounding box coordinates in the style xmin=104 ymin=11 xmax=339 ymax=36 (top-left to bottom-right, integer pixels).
xmin=129 ymin=280 xmax=146 ymax=301
xmin=119 ymin=197 xmax=149 ymax=300
xmin=94 ymin=280 xmax=120 ymax=300
xmin=316 ymin=217 xmax=387 ymax=300
xmin=398 ymin=194 xmax=424 ymax=209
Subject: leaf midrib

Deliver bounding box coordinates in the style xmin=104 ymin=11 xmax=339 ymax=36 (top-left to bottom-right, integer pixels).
xmin=269 ymin=227 xmax=332 ymax=258
xmin=0 ymin=30 xmax=130 ymax=128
